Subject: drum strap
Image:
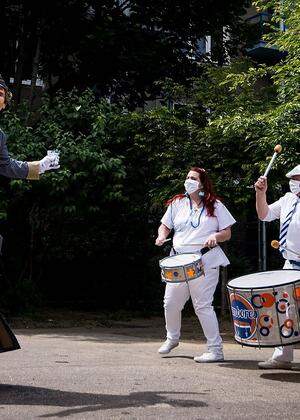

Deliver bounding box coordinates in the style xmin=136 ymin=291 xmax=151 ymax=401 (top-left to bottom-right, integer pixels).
xmin=171 ymin=247 xmax=178 ymax=255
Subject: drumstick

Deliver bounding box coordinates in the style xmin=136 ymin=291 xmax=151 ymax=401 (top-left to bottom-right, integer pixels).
xmin=179 ymin=243 xmax=216 ymax=255
xmin=271 ymin=240 xmax=300 ymax=257
xmin=263 ymin=144 xmax=282 ymax=177
xmin=179 ymin=243 xmax=205 ymax=247
xmin=163 ymin=238 xmax=172 ymax=243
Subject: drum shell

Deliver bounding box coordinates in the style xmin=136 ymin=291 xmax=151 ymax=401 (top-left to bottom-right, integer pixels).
xmin=227 ymin=279 xmax=300 ymax=348
xmin=159 ymin=254 xmax=203 ymax=283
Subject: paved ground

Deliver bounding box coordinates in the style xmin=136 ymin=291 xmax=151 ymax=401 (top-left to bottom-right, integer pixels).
xmin=1 ymin=319 xmax=299 ymax=419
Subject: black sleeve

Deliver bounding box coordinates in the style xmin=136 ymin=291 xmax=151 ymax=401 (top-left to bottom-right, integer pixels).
xmin=0 ymin=130 xmax=29 ymax=179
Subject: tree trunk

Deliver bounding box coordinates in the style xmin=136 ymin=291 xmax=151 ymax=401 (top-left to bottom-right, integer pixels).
xmin=14 ymin=5 xmax=26 ymax=106
xmin=28 ymin=35 xmax=41 ymax=110
xmin=28 ymin=16 xmax=44 ymax=112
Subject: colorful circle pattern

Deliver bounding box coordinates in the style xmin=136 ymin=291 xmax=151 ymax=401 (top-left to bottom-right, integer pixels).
xmin=251 ymin=293 xmax=275 ymax=309
xmin=245 ymin=288 xmax=299 ymax=340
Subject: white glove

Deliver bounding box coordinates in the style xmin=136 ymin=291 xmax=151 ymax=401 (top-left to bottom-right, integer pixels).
xmin=39 ymin=150 xmax=60 ymax=174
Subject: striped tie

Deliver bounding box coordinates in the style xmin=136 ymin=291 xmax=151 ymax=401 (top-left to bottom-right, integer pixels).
xmin=279 ymin=199 xmax=298 ymax=253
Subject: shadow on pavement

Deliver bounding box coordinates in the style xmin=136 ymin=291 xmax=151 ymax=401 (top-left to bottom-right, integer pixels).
xmin=260 ymin=372 xmax=300 ymax=383
xmin=16 ymin=322 xmax=234 ymax=344
xmin=0 ymin=385 xmax=208 ymax=418
xmin=216 ymin=360 xmax=259 ymax=370
xmin=162 ymin=355 xmax=194 ymax=360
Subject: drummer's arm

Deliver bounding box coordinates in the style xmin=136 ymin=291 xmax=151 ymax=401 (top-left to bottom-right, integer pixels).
xmin=215 ymin=227 xmax=231 ymax=242
xmin=256 ymin=194 xmax=269 ymax=220
xmin=155 ymin=224 xmax=171 ymax=246
xmin=205 ymin=227 xmax=231 ymax=247
xmin=255 ymin=176 xmax=269 ymax=219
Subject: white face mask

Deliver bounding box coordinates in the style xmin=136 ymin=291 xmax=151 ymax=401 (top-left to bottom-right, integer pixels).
xmin=289 ymin=179 xmax=300 ymax=195
xmin=184 ymin=179 xmax=200 ymax=195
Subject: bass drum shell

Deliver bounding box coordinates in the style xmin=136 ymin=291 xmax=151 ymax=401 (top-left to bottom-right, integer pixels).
xmin=227 ymin=270 xmax=300 ymax=348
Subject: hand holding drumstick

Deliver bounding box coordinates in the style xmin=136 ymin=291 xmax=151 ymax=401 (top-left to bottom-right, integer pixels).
xmin=155 ymin=237 xmax=171 ymax=246
xmin=255 ymin=144 xmax=282 ymax=219
xmin=254 ymin=176 xmax=268 ymax=194
xmin=155 ymin=224 xmax=171 ymax=246
xmin=204 ymin=233 xmax=218 ymax=248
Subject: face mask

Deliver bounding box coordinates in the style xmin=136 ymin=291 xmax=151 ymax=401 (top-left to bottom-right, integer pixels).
xmin=184 ymin=179 xmax=200 ymax=195
xmin=289 ymin=179 xmax=300 ymax=195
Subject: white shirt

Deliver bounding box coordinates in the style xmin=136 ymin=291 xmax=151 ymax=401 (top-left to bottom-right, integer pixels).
xmin=262 ymin=192 xmax=300 ymax=262
xmin=161 ymin=197 xmax=236 ymax=267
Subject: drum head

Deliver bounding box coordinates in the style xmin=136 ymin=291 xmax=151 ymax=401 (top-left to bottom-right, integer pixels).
xmin=160 ymin=253 xmax=201 ymax=268
xmin=228 ymin=270 xmax=300 ymax=289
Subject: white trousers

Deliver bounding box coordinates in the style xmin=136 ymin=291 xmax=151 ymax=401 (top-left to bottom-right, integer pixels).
xmin=163 ymin=267 xmax=222 ymax=353
xmin=272 ymin=260 xmax=299 ymax=362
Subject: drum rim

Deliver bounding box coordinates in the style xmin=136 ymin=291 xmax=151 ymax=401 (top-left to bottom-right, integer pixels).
xmin=159 ymin=252 xmax=202 ymax=269
xmin=162 ymin=275 xmax=203 ymax=284
xmin=232 ymin=337 xmax=300 ymax=348
xmin=227 ymin=269 xmax=300 ymax=290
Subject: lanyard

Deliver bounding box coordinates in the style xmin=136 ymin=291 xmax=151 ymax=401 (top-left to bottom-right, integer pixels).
xmin=189 ymin=198 xmax=205 ymax=228
xmin=171 ymin=197 xmax=205 ymax=232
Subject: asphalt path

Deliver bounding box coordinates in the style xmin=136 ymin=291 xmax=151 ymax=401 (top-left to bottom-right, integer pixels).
xmin=0 ymin=323 xmax=299 ymax=419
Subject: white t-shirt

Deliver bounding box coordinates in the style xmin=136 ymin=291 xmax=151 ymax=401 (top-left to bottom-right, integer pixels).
xmin=262 ymin=192 xmax=300 ymax=262
xmin=161 ymin=197 xmax=236 ymax=267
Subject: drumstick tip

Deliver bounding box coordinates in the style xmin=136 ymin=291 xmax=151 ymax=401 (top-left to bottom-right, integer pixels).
xmin=271 ymin=240 xmax=280 ymax=249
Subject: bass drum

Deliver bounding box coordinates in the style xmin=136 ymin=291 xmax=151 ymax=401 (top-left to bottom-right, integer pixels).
xmin=227 ymin=270 xmax=300 ymax=347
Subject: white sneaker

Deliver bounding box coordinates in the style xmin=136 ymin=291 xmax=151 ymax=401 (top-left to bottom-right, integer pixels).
xmin=258 ymin=358 xmax=292 ymax=370
xmin=194 ymin=351 xmax=224 ymax=363
xmin=158 ymin=339 xmax=179 ymax=354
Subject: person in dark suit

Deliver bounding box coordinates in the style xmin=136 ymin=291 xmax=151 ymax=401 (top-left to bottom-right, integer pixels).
xmin=0 ymin=74 xmax=60 ymax=353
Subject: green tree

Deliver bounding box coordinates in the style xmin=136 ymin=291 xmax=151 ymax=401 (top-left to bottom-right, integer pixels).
xmin=2 ymin=0 xmax=251 ymax=108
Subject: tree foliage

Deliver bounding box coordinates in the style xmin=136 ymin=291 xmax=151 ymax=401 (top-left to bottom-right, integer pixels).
xmin=2 ymin=0 xmax=251 ymax=107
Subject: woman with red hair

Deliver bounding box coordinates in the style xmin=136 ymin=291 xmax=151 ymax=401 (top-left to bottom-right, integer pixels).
xmin=155 ymin=167 xmax=236 ymax=362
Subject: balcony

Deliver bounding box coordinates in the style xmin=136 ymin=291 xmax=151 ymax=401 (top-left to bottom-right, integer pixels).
xmin=245 ymin=12 xmax=286 ymax=63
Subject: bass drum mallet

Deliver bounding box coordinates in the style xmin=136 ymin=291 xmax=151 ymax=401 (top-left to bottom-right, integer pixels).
xmin=271 ymin=240 xmax=300 ymax=258
xmin=263 ymin=144 xmax=282 ymax=177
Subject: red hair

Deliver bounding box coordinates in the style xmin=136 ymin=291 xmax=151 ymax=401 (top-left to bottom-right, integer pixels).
xmin=166 ymin=167 xmax=219 ymax=217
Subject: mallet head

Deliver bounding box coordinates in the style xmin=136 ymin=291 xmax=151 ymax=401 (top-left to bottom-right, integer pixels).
xmin=274 ymin=144 xmax=282 ymax=154
xmin=271 ymin=240 xmax=280 ymax=249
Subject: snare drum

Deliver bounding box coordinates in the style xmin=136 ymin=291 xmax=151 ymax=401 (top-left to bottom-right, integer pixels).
xmin=227 ymin=270 xmax=300 ymax=347
xmin=159 ymin=253 xmax=204 ymax=283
